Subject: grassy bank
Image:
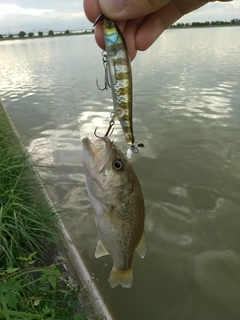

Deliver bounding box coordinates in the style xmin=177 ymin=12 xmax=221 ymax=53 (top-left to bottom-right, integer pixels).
xmin=0 ymin=107 xmax=102 ymax=319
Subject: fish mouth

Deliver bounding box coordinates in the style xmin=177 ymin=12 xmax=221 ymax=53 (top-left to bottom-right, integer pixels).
xmin=82 ymin=136 xmax=112 ymax=173
xmin=81 ymin=137 xmax=94 ymax=169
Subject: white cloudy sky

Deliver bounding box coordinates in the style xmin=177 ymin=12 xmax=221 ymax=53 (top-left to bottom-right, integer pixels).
xmin=0 ymin=0 xmax=239 ymax=34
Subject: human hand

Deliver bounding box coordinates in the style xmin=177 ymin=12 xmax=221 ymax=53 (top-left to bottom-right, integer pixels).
xmin=83 ymin=0 xmax=233 ymax=60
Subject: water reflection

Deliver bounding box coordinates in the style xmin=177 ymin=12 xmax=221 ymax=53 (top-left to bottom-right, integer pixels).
xmin=1 ymin=28 xmax=240 ymax=320
xmin=194 ymin=249 xmax=240 ymax=311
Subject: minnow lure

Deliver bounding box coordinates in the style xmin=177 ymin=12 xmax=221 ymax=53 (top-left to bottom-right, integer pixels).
xmin=94 ymin=14 xmax=135 ymax=146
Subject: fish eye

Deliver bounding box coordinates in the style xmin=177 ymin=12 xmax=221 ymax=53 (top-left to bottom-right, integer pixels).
xmin=113 ymin=160 xmax=122 ymax=170
xmin=106 ymin=20 xmax=113 ymax=29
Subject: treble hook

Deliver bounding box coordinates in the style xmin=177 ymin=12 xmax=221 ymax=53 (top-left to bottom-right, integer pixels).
xmin=94 ymin=118 xmax=115 ymax=139
xmin=96 ymin=51 xmax=111 ymax=91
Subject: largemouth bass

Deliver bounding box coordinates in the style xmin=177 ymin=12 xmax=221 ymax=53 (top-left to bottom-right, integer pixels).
xmin=82 ymin=136 xmax=146 ymax=288
xmin=95 ymin=15 xmax=134 ymax=146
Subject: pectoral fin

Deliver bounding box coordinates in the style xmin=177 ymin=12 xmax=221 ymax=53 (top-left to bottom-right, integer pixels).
xmin=95 ymin=240 xmax=109 ymax=258
xmin=136 ymin=231 xmax=146 ymax=259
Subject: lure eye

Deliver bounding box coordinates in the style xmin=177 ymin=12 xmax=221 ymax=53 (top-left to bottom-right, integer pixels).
xmin=106 ymin=20 xmax=114 ymax=29
xmin=113 ymin=160 xmax=123 ymax=170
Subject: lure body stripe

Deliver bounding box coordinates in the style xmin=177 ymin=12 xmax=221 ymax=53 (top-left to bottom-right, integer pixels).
xmin=103 ymin=18 xmax=134 ymax=145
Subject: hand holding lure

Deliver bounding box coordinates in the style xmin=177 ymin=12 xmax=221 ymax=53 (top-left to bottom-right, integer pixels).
xmin=94 ymin=14 xmax=143 ymax=158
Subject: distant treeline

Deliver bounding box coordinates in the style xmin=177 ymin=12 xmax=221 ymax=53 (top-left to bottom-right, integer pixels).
xmin=171 ymin=18 xmax=240 ymax=28
xmin=0 ymin=29 xmax=94 ymax=40
xmin=0 ymin=18 xmax=239 ymax=40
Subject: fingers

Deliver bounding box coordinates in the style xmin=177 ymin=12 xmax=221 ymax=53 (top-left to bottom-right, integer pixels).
xmin=83 ymin=0 xmax=104 ymax=50
xmin=135 ymin=0 xmax=211 ymax=51
xmin=84 ymin=0 xmax=233 ymax=59
xmin=135 ymin=14 xmax=166 ymax=52
xmin=94 ymin=19 xmax=140 ymax=60
xmin=98 ymin=0 xmax=171 ymax=20
xmin=94 ymin=24 xmax=105 ymax=50
xmin=83 ymin=0 xmax=101 ymax=22
xmin=84 ymin=0 xmax=142 ymax=60
xmin=121 ymin=18 xmax=143 ymax=60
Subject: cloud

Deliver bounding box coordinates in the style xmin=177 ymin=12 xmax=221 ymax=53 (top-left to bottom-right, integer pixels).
xmin=178 ymin=2 xmax=240 ymax=23
xmin=0 ymin=1 xmax=239 ymax=34
xmin=0 ymin=4 xmax=54 ymax=16
xmin=1 ymin=0 xmax=84 ymax=11
xmin=0 ymin=1 xmax=91 ymax=34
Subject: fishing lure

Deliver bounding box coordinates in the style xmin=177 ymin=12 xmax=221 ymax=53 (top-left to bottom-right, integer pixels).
xmin=94 ymin=15 xmax=144 ymax=158
xmin=94 ymin=15 xmax=136 ymax=147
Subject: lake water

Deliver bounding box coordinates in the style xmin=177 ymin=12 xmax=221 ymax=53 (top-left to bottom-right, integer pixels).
xmin=1 ymin=27 xmax=240 ymax=320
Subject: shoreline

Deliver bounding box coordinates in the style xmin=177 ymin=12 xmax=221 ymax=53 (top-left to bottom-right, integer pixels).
xmin=0 ymin=31 xmax=94 ymax=41
xmin=170 ymin=24 xmax=240 ymax=29
xmin=1 ymin=24 xmax=239 ymax=42
xmin=0 ymin=100 xmax=112 ymax=320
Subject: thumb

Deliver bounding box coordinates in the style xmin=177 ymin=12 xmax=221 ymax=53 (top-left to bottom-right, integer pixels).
xmin=99 ymin=0 xmax=171 ymax=20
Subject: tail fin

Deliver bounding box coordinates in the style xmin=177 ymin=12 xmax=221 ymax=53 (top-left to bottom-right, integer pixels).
xmin=109 ymin=268 xmax=133 ymax=288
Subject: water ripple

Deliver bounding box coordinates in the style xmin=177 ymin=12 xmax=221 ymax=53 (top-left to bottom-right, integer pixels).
xmin=1 ymin=28 xmax=240 ymax=320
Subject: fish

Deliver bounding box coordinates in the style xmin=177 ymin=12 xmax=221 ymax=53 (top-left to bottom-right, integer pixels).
xmin=94 ymin=15 xmax=134 ymax=147
xmin=82 ymin=136 xmax=146 ymax=288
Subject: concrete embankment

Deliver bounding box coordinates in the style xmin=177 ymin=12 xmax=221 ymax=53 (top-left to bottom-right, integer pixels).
xmin=0 ymin=99 xmax=113 ymax=320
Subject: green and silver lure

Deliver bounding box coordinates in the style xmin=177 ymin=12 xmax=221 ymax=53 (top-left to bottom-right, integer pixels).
xmin=94 ymin=15 xmax=143 ymax=158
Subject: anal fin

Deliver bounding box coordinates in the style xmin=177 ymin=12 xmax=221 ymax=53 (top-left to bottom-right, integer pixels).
xmin=136 ymin=231 xmax=147 ymax=259
xmin=95 ymin=240 xmax=109 ymax=258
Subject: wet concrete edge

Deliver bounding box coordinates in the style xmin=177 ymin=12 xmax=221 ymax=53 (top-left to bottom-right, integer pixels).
xmin=0 ymin=99 xmax=113 ymax=320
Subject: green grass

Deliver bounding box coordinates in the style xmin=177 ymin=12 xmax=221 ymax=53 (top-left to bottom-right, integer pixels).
xmin=0 ymin=109 xmax=102 ymax=320
xmin=0 ymin=112 xmax=59 ymax=267
xmin=0 ymin=257 xmax=84 ymax=320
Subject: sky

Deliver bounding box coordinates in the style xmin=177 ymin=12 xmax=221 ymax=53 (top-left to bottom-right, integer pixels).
xmin=0 ymin=0 xmax=240 ymax=34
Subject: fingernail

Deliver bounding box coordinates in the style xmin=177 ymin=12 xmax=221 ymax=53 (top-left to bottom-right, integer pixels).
xmin=99 ymin=0 xmax=124 ymax=13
